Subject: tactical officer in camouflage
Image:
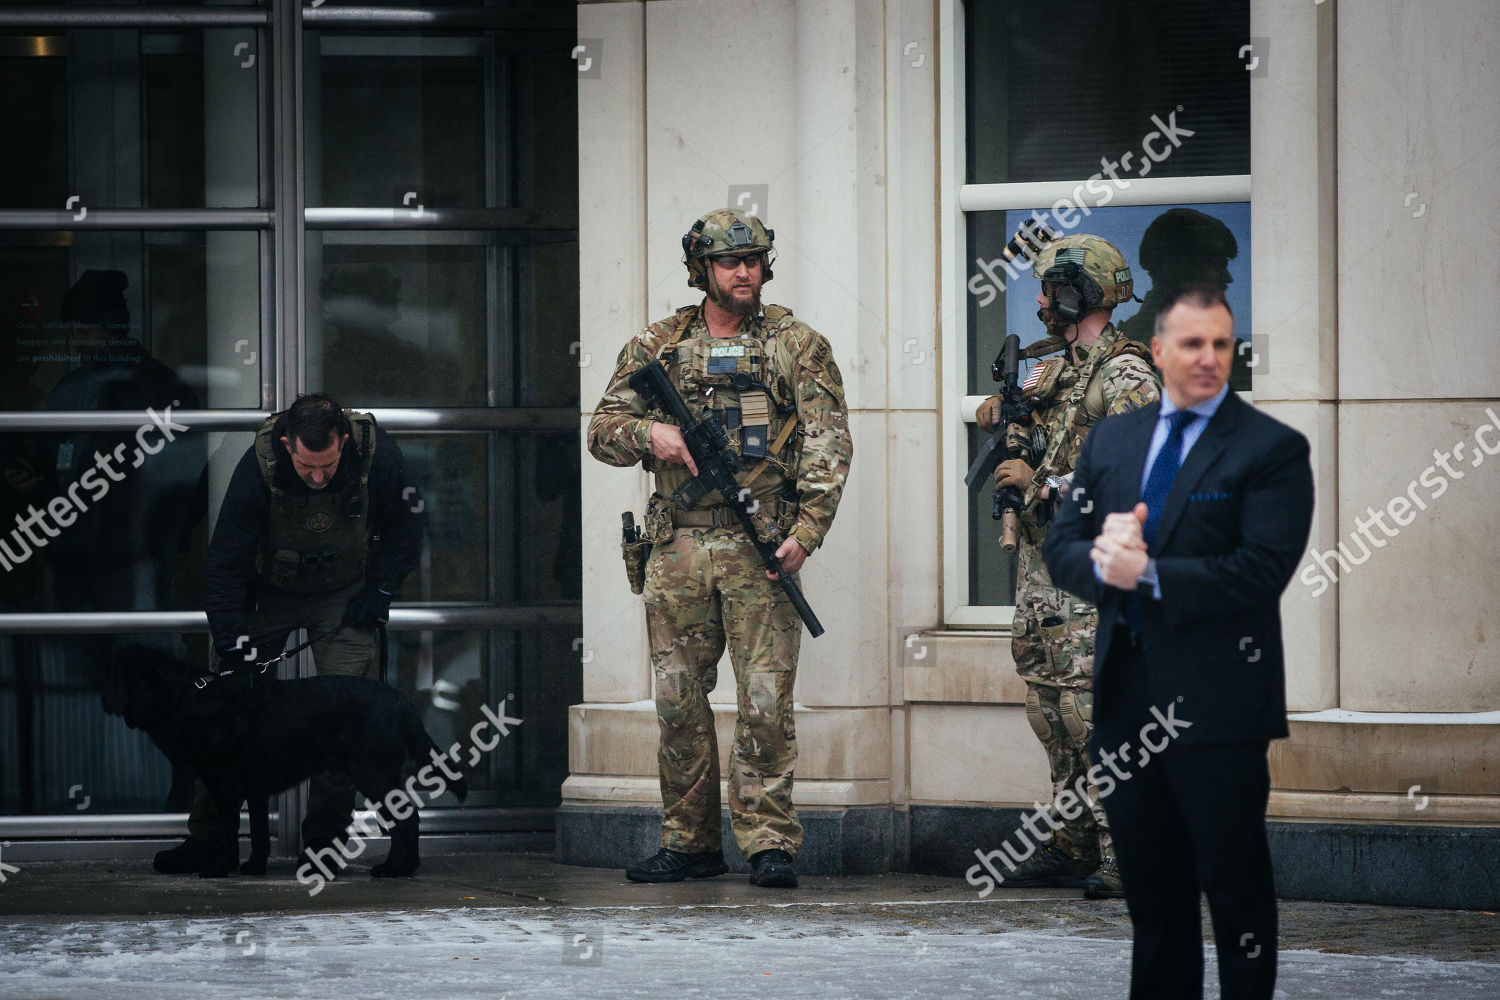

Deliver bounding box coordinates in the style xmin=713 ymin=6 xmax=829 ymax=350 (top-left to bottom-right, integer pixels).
xmin=588 ymin=209 xmax=852 ymax=889
xmin=976 ymin=233 xmax=1160 ymax=899
xmin=152 ymin=393 xmax=423 ymax=875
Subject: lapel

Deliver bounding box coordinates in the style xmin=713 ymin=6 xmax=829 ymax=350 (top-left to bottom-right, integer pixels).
xmin=1117 ymin=402 xmax=1159 ymax=512
xmin=1150 ymin=392 xmax=1243 ymax=552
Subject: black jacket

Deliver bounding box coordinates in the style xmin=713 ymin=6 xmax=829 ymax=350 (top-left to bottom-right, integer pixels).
xmin=203 ymin=417 xmax=422 ymax=649
xmin=1042 ymin=391 xmax=1315 ymax=744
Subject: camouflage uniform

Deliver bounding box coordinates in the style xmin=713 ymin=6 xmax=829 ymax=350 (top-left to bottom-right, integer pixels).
xmin=587 ymin=301 xmax=851 ymax=860
xmin=1008 ymin=322 xmax=1159 ymax=862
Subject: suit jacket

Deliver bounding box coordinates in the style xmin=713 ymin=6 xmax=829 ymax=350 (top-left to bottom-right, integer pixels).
xmin=1042 ymin=391 xmax=1315 ymax=744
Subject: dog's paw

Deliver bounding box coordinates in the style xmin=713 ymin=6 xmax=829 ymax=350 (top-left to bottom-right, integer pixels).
xmin=239 ymin=857 xmax=267 ymax=876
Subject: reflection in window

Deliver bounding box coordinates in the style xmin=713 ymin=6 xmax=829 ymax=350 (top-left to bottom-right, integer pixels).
xmin=315 ymin=46 xmax=486 ymax=209
xmin=309 ymin=246 xmax=487 ymax=408
xmin=965 ymin=0 xmax=1248 ymax=184
xmin=964 ymin=203 xmax=1251 ymax=605
xmin=382 ymin=626 xmax=580 ymax=810
xmin=307 ymin=240 xmax=581 ymax=410
xmin=0 ymin=634 xmax=190 ymax=816
xmin=0 ymin=430 xmax=250 ymax=614
xmin=994 ymin=203 xmax=1251 ymax=387
xmin=0 ymin=29 xmax=260 ymax=210
xmin=389 ymin=430 xmax=580 ymax=606
xmin=1 ymin=232 xmax=262 ymax=411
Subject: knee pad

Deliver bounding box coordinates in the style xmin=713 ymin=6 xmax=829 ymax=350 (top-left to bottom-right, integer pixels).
xmin=1024 ymin=686 xmax=1051 ymax=740
xmin=1058 ymin=688 xmax=1092 ymax=743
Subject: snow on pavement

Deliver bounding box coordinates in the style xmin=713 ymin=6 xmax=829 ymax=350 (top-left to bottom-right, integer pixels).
xmin=3 ymin=904 xmax=1498 ymax=999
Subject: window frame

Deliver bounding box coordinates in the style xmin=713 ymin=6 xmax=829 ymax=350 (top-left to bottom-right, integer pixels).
xmin=937 ymin=0 xmax=1251 ymax=627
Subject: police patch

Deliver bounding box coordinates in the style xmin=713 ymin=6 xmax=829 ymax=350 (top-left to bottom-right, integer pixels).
xmin=307 ymin=511 xmax=333 ymax=532
xmin=708 ymin=343 xmax=747 ymax=374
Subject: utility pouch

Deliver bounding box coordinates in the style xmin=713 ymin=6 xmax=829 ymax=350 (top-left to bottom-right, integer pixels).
xmin=1039 ymin=614 xmax=1068 ymax=673
xmin=621 ymin=511 xmax=652 ymax=596
xmin=269 ymin=549 xmax=301 ymax=589
xmin=739 ymin=391 xmax=772 ymax=459
xmin=748 ymin=495 xmax=798 ymax=545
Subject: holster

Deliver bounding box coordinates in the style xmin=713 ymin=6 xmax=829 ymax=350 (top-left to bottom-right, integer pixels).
xmin=621 ymin=513 xmax=653 ymax=596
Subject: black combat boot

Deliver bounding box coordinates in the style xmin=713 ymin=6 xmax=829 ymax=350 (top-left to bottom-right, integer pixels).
xmin=1083 ymin=858 xmax=1127 ymax=899
xmin=625 ymin=847 xmax=729 ymax=883
xmin=747 ymin=848 xmax=798 ymax=888
xmin=998 ymin=845 xmax=1098 ymax=888
xmin=152 ymin=837 xmax=217 ymax=874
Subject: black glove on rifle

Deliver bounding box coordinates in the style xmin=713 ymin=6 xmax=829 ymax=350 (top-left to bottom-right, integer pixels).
xmin=343 ymin=584 xmax=393 ymax=629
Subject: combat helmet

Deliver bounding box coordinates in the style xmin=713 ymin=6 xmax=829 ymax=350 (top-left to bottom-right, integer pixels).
xmin=681 ymin=208 xmax=776 ymax=290
xmin=1030 ymin=234 xmax=1136 ymax=320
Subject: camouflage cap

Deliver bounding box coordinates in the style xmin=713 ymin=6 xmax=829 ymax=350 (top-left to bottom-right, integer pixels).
xmin=1031 ymin=234 xmax=1135 ymax=309
xmin=682 ymin=209 xmax=776 ymax=289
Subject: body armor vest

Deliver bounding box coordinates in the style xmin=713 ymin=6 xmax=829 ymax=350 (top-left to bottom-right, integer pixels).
xmin=1018 ymin=325 xmax=1153 ymax=519
xmin=253 ymin=411 xmax=375 ymax=594
xmin=653 ymin=310 xmax=798 ymax=507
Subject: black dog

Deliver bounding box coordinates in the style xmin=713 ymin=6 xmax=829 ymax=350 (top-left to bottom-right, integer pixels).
xmin=104 ymin=645 xmax=466 ymax=879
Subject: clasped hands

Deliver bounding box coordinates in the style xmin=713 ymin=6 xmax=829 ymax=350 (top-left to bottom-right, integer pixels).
xmin=648 ymin=419 xmax=808 ymax=577
xmin=1091 ymin=502 xmax=1152 ymax=590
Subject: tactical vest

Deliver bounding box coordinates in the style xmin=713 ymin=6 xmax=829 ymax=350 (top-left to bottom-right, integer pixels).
xmin=253 ymin=410 xmax=375 ymax=594
xmin=1019 ymin=324 xmax=1154 ymax=516
xmin=652 ymin=306 xmax=800 ymax=507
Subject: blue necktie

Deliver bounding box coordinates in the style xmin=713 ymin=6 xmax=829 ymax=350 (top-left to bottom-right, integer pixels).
xmin=1141 ymin=410 xmax=1197 ymax=545
xmin=1126 ymin=410 xmax=1196 ymax=632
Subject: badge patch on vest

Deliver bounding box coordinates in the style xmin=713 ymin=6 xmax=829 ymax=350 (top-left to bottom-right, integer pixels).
xmin=708 ymin=343 xmax=747 ymax=374
xmin=307 ymin=511 xmax=333 ymax=533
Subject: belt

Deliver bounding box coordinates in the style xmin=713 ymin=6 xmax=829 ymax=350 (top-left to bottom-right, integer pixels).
xmin=671 ymin=505 xmax=739 ymax=528
xmin=671 ymin=497 xmax=794 ymax=529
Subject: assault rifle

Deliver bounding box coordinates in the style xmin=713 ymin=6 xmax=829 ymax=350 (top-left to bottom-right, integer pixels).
xmin=628 ymin=358 xmax=825 ymax=638
xmin=964 ymin=333 xmax=1031 ymax=553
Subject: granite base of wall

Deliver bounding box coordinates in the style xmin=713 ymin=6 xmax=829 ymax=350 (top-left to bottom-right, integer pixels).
xmin=902 ymin=804 xmax=1500 ymax=910
xmin=556 ymin=803 xmax=893 ymax=875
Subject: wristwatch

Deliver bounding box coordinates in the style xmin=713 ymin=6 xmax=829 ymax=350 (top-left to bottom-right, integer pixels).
xmin=1044 ymin=475 xmax=1069 ymax=496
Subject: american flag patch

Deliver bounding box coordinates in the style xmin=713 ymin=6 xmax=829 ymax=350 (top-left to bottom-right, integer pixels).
xmin=1021 ymin=362 xmax=1046 ymax=392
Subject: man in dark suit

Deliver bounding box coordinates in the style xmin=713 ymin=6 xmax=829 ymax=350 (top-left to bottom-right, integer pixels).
xmin=1043 ymin=285 xmax=1314 ymax=999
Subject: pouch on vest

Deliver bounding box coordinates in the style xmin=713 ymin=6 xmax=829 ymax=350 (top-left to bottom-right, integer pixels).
xmin=268 ymin=549 xmax=302 ymax=589
xmin=739 ymin=390 xmax=772 ymax=459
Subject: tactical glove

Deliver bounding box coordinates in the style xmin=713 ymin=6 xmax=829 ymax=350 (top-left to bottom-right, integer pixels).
xmin=343 ymin=584 xmax=393 ymax=629
xmin=994 ymin=457 xmax=1036 ymax=491
xmin=975 ymin=396 xmax=1001 ymax=433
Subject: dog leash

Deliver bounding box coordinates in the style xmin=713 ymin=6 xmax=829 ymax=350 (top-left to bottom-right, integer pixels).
xmin=194 ymin=625 xmax=345 ymax=689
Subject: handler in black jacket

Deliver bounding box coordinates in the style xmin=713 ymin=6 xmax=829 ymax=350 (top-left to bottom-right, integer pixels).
xmin=154 ymin=393 xmax=423 ymax=874
xmin=1043 ymin=285 xmax=1314 ymax=999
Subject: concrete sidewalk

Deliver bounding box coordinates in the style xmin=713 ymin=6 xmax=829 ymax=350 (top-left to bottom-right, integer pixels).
xmin=2 ymin=851 xmax=1497 ymax=998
